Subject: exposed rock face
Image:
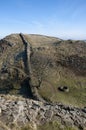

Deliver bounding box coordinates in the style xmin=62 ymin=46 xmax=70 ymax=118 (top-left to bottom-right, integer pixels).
xmin=0 ymin=95 xmax=86 ymax=130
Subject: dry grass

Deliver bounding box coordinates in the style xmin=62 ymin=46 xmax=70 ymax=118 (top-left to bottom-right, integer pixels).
xmin=38 ymin=121 xmax=78 ymax=130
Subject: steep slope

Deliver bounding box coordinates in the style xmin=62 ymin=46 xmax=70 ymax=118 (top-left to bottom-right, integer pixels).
xmin=0 ymin=34 xmax=86 ymax=107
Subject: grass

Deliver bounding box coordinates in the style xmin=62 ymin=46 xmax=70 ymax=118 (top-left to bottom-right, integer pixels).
xmin=21 ymin=126 xmax=33 ymax=130
xmin=38 ymin=66 xmax=86 ymax=107
xmin=20 ymin=121 xmax=78 ymax=130
xmin=0 ymin=34 xmax=86 ymax=108
xmin=38 ymin=121 xmax=78 ymax=130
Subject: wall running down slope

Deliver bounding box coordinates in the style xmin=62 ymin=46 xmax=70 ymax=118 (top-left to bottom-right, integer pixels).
xmin=0 ymin=34 xmax=86 ymax=130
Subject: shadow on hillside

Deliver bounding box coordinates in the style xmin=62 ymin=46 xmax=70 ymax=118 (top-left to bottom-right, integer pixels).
xmin=19 ymin=78 xmax=33 ymax=98
xmin=0 ymin=78 xmax=33 ymax=99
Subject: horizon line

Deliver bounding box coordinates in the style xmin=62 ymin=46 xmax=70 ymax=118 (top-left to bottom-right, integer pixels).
xmin=0 ymin=33 xmax=86 ymax=41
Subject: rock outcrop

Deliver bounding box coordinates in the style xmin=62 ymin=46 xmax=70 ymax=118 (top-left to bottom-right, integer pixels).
xmin=0 ymin=95 xmax=86 ymax=130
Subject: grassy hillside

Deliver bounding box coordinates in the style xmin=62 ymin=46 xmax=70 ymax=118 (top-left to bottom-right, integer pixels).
xmin=0 ymin=34 xmax=86 ymax=107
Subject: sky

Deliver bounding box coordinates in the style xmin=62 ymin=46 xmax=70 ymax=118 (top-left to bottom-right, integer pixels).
xmin=0 ymin=0 xmax=86 ymax=39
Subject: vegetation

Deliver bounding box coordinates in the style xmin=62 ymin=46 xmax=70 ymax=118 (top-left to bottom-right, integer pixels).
xmin=38 ymin=66 xmax=86 ymax=107
xmin=21 ymin=121 xmax=78 ymax=130
xmin=0 ymin=34 xmax=86 ymax=107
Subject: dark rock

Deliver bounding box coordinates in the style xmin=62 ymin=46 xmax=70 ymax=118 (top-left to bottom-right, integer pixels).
xmin=58 ymin=86 xmax=69 ymax=92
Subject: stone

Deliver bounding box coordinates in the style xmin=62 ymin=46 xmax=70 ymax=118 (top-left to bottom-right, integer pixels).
xmin=0 ymin=108 xmax=2 ymax=114
xmin=0 ymin=95 xmax=85 ymax=129
xmin=58 ymin=86 xmax=69 ymax=92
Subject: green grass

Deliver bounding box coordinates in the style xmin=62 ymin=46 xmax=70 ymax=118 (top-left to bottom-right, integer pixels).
xmin=38 ymin=66 xmax=86 ymax=107
xmin=38 ymin=121 xmax=78 ymax=130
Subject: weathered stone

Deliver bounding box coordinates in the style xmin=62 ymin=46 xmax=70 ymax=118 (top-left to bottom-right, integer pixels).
xmin=0 ymin=108 xmax=2 ymax=114
xmin=0 ymin=95 xmax=86 ymax=129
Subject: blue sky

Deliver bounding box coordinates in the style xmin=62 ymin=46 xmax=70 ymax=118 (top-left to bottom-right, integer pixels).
xmin=0 ymin=0 xmax=86 ymax=39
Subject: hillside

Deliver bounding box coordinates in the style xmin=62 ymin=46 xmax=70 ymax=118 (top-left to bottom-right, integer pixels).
xmin=0 ymin=33 xmax=86 ymax=106
xmin=0 ymin=33 xmax=86 ymax=130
